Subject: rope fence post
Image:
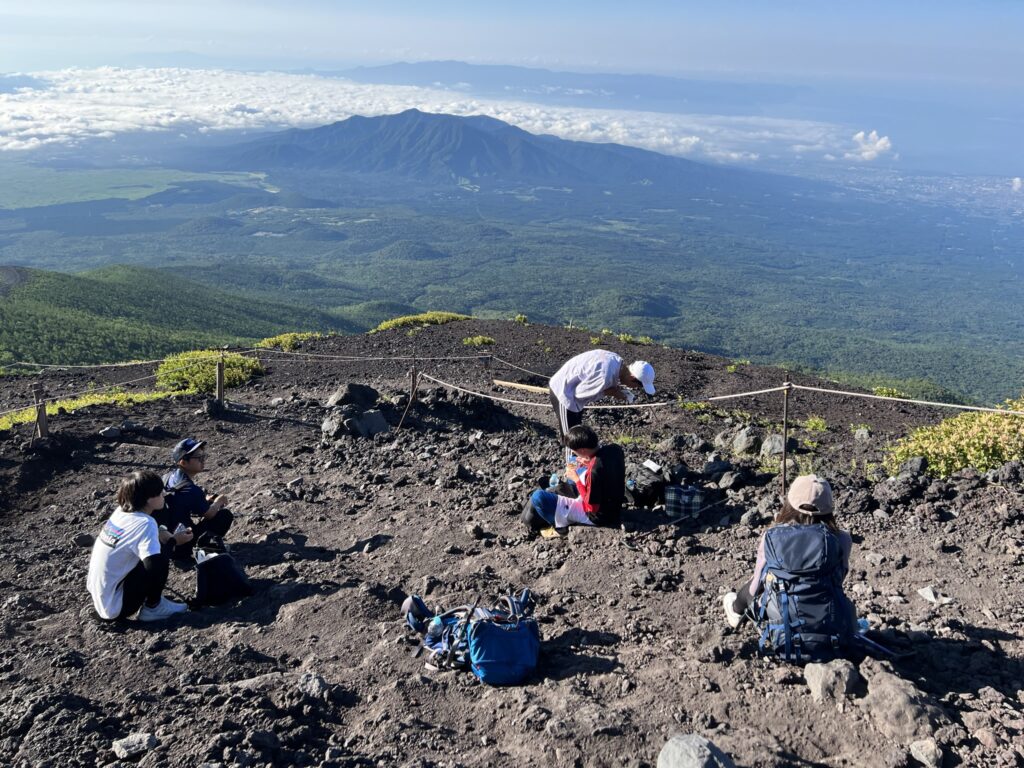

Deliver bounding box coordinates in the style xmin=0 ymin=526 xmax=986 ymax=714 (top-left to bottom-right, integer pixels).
xmin=215 ymin=355 xmax=225 ymax=405
xmin=397 ymin=366 xmax=419 ymax=430
xmin=781 ymin=373 xmax=791 ymax=503
xmin=32 ymin=384 xmax=49 ymax=439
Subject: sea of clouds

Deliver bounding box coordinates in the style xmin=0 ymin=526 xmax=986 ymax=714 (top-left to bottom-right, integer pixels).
xmin=0 ymin=67 xmax=893 ymax=165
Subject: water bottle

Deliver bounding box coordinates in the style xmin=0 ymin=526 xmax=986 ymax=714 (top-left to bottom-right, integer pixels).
xmin=857 ymin=617 xmax=870 ymax=634
xmin=548 ymin=472 xmax=560 ymax=488
xmin=426 ymin=616 xmax=444 ymax=641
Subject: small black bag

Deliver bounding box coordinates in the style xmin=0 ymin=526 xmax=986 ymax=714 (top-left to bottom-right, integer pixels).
xmin=192 ymin=535 xmax=253 ymax=606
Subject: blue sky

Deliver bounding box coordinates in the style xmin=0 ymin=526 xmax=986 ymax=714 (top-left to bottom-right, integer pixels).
xmin=1 ymin=1 xmax=1021 ymax=87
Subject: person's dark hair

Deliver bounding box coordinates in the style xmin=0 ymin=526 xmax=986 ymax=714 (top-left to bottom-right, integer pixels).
xmin=774 ymin=499 xmax=839 ymax=532
xmin=116 ymin=470 xmax=165 ymax=511
xmin=564 ymin=425 xmax=599 ymax=451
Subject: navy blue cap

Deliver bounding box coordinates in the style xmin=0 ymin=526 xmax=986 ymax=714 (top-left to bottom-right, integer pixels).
xmin=171 ymin=438 xmax=206 ymax=463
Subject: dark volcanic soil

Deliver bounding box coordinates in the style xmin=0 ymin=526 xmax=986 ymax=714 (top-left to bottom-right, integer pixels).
xmin=0 ymin=320 xmax=1022 ymax=767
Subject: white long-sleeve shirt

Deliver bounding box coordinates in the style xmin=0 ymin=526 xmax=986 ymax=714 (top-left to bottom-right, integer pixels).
xmin=549 ymin=349 xmax=623 ymax=413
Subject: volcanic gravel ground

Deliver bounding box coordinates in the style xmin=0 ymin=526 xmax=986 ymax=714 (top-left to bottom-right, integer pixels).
xmin=0 ymin=321 xmax=1022 ymax=767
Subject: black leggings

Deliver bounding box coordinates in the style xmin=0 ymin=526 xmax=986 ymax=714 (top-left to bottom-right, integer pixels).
xmin=114 ymin=553 xmax=170 ymax=620
xmin=733 ymin=581 xmax=756 ymax=615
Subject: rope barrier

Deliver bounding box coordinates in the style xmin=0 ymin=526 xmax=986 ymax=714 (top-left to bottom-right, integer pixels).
xmin=707 ymin=385 xmax=791 ymax=402
xmin=490 ymin=355 xmax=551 ymax=379
xmin=5 ymin=349 xmax=248 ymax=372
xmin=245 ymin=348 xmax=489 ymax=363
xmin=417 ymin=373 xmax=549 ymax=408
xmin=790 ymin=384 xmax=1024 ymax=416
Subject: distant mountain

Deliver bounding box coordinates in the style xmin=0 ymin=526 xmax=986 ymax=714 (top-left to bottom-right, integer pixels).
xmin=0 ymin=265 xmax=352 ymax=366
xmin=210 ymin=109 xmax=761 ymax=190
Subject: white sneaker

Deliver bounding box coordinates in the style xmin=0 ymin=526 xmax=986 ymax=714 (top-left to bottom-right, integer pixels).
xmin=722 ymin=592 xmax=743 ymax=629
xmin=137 ymin=596 xmax=188 ymax=621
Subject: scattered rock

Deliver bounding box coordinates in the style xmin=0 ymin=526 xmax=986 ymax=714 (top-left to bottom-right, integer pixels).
xmin=71 ymin=532 xmax=94 ymax=548
xmin=909 ymin=738 xmax=943 ymax=768
xmin=804 ymin=659 xmax=861 ymax=703
xmin=270 ymin=397 xmax=286 ymax=406
xmin=730 ymin=426 xmax=760 ymax=456
xmin=854 ymin=427 xmax=871 ymax=441
xmin=112 ymin=732 xmax=157 ymax=759
xmin=657 ymin=733 xmax=736 ymax=768
xmin=916 ymin=586 xmax=953 ymax=605
xmin=98 ymin=426 xmax=121 ymax=439
xmin=297 ymin=672 xmax=330 ymax=700
xmin=344 ymin=409 xmax=390 ymax=438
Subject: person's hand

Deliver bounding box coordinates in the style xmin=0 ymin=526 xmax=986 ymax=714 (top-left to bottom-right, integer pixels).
xmin=173 ymin=528 xmax=194 ymax=546
xmin=208 ymin=495 xmax=227 ymax=514
xmin=624 ymin=390 xmax=637 ymax=404
xmin=158 ymin=527 xmax=172 ymax=545
xmin=565 ymin=466 xmax=580 ymax=483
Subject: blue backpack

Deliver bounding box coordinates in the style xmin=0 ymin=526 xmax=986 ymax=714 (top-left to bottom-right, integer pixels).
xmin=755 ymin=523 xmax=855 ymax=663
xmin=403 ymin=590 xmax=541 ymax=686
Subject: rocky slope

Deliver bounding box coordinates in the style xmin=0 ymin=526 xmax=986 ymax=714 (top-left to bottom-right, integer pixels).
xmin=0 ymin=320 xmax=1022 ymax=767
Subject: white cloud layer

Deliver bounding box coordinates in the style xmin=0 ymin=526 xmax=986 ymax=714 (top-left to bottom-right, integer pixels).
xmin=1013 ymin=177 xmax=1022 ymax=192
xmin=844 ymin=129 xmax=893 ymax=162
xmin=0 ymin=67 xmax=892 ymax=166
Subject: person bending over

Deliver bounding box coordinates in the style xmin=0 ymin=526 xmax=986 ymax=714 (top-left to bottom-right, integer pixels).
xmin=522 ymin=425 xmax=626 ymax=537
xmin=548 ymin=349 xmax=655 ymax=463
xmin=159 ymin=438 xmax=233 ymax=561
xmin=86 ymin=470 xmax=192 ymax=622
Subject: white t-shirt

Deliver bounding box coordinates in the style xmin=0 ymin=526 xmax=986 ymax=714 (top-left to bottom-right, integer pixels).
xmin=549 ymin=349 xmax=623 ymax=412
xmin=86 ymin=507 xmax=162 ymax=619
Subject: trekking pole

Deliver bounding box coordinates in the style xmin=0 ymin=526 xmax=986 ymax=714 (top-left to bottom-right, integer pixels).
xmin=781 ymin=373 xmax=791 ymax=504
xmin=32 ymin=383 xmax=49 ymax=440
xmin=445 ymin=596 xmax=480 ymax=669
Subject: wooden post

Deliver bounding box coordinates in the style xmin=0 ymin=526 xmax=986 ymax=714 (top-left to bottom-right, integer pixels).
xmin=781 ymin=373 xmax=791 ymax=503
xmin=32 ymin=384 xmax=49 ymax=439
xmin=215 ymin=357 xmax=225 ymax=405
xmin=397 ymin=366 xmax=418 ymax=430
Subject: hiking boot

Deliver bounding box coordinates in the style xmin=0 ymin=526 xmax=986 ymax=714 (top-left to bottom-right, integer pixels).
xmin=137 ymin=596 xmax=188 ymax=622
xmin=722 ymin=592 xmax=743 ymax=629
xmin=540 ymin=526 xmax=568 ymax=539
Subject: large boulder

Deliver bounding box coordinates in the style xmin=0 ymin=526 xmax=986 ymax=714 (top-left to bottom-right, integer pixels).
xmin=326 ymin=383 xmax=379 ymax=409
xmin=804 ymin=659 xmax=862 ymax=703
xmin=857 ymin=658 xmax=946 ymax=744
xmin=657 ymin=734 xmax=735 ymax=768
xmin=112 ymin=732 xmax=157 ymax=759
xmin=759 ymin=434 xmax=796 ymax=460
xmin=343 ymin=409 xmax=390 ymax=439
xmin=730 ymin=426 xmax=761 ymax=456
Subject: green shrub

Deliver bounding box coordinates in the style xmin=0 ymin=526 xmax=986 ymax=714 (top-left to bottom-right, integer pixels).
xmin=885 ymin=396 xmax=1024 ymax=476
xmin=803 ymin=415 xmax=828 ymax=432
xmin=873 ymin=386 xmax=908 ymax=398
xmin=156 ymin=351 xmax=263 ymax=393
xmin=590 ymin=336 xmax=601 ymax=345
xmin=512 ymin=313 xmax=528 ymax=325
xmin=462 ymin=335 xmax=495 ymax=347
xmin=726 ymin=364 xmax=738 ymax=374
xmin=372 ymin=311 xmax=470 ymax=333
xmin=256 ymin=332 xmax=326 ymax=351
xmin=616 ymin=333 xmax=635 ymax=344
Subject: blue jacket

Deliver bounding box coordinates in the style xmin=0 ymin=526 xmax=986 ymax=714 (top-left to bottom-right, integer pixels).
xmin=163 ymin=468 xmax=211 ymax=521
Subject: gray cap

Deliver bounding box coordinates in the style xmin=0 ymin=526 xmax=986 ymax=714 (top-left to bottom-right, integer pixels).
xmin=786 ymin=474 xmax=834 ymax=516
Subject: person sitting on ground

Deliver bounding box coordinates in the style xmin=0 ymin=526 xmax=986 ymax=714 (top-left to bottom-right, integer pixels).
xmin=86 ymin=470 xmax=192 ymax=622
xmin=158 ymin=438 xmax=233 ymax=561
xmin=549 ymin=349 xmax=655 ymax=463
xmin=522 ymin=425 xmax=626 ymax=537
xmin=722 ymin=475 xmax=857 ymax=659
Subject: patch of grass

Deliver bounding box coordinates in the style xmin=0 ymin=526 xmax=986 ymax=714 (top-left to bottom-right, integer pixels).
xmin=850 ymin=423 xmax=870 ymax=434
xmin=512 ymin=314 xmax=529 ymax=325
xmin=726 ymin=364 xmax=738 ymax=374
xmin=885 ymin=396 xmax=1024 ymax=476
xmin=0 ymin=388 xmax=179 ymax=432
xmin=372 ymin=311 xmax=470 ymax=333
xmin=256 ymin=332 xmax=327 ymax=351
xmin=590 ymin=336 xmax=601 ymax=345
xmin=678 ymin=399 xmax=709 ymax=412
xmin=462 ymin=335 xmax=495 ymax=347
xmin=156 ymin=351 xmax=263 ymax=393
xmin=873 ymin=386 xmax=909 ymax=399
xmin=803 ymin=415 xmax=828 ymax=432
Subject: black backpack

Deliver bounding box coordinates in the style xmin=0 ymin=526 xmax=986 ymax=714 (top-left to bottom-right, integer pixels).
xmin=192 ymin=534 xmax=253 ymax=607
xmin=755 ymin=523 xmax=856 ymax=663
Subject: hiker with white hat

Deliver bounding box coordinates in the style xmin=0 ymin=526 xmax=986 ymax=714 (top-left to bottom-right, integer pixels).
xmin=721 ymin=475 xmax=858 ymax=661
xmin=548 ymin=349 xmax=655 ymax=462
